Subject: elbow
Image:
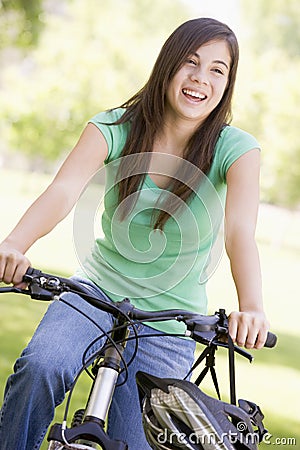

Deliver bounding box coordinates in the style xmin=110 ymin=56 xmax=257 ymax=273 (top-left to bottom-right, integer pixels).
xmin=225 ymin=225 xmax=257 ymax=259
xmin=44 ymin=181 xmax=78 ymax=218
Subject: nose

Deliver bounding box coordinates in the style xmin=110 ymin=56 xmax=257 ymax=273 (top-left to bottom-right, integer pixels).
xmin=190 ymin=67 xmax=208 ymax=85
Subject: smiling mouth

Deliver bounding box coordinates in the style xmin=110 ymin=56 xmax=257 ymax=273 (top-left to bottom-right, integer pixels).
xmin=182 ymin=88 xmax=207 ymax=101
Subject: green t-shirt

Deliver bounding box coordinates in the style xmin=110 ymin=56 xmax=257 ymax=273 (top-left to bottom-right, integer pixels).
xmin=79 ymin=108 xmax=260 ymax=334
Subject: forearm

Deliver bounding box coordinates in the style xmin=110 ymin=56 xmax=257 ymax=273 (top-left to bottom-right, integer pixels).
xmin=226 ymin=232 xmax=263 ymax=312
xmin=224 ymin=149 xmax=269 ymax=348
xmin=225 ymin=231 xmax=269 ymax=348
xmin=2 ymin=181 xmax=77 ymax=254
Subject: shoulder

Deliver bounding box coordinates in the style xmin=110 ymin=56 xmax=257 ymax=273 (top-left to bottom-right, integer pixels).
xmin=89 ymin=107 xmax=126 ymax=125
xmin=88 ymin=108 xmax=129 ymax=162
xmin=218 ymin=125 xmax=260 ymax=149
xmin=214 ymin=125 xmax=261 ymax=182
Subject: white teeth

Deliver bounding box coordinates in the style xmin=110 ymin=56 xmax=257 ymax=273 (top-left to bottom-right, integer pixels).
xmin=183 ymin=89 xmax=206 ymax=99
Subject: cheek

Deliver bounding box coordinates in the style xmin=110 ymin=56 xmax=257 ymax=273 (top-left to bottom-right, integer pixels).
xmin=221 ymin=76 xmax=230 ymax=95
xmin=166 ymin=78 xmax=180 ymax=104
xmin=215 ymin=80 xmax=228 ymax=102
xmin=210 ymin=84 xmax=228 ymax=111
xmin=165 ymin=86 xmax=174 ymax=106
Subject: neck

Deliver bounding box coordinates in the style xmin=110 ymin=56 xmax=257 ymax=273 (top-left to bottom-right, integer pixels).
xmin=154 ymin=118 xmax=199 ymax=156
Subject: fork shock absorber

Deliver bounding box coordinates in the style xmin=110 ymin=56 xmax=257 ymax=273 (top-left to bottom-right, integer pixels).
xmin=47 ymin=318 xmax=130 ymax=449
xmin=83 ymin=319 xmax=129 ymax=424
xmin=84 ymin=344 xmax=125 ymax=422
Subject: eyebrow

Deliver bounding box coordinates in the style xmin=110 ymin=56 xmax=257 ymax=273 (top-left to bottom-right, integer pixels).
xmin=193 ymin=52 xmax=230 ymax=70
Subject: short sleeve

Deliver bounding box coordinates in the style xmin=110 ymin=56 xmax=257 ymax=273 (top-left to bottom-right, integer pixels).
xmin=216 ymin=126 xmax=261 ymax=182
xmin=88 ymin=108 xmax=128 ymax=163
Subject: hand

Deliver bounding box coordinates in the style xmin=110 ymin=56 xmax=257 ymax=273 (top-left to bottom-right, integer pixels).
xmin=228 ymin=310 xmax=270 ymax=349
xmin=0 ymin=243 xmax=31 ymax=287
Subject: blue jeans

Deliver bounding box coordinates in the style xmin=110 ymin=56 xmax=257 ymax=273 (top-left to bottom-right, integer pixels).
xmin=0 ymin=278 xmax=196 ymax=449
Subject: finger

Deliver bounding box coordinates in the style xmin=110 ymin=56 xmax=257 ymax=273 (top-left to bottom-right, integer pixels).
xmin=244 ymin=326 xmax=258 ymax=349
xmin=14 ymin=281 xmax=29 ymax=289
xmin=228 ymin=312 xmax=238 ymax=343
xmin=236 ymin=321 xmax=248 ymax=348
xmin=12 ymin=259 xmax=31 ymax=286
xmin=0 ymin=252 xmax=7 ymax=281
xmin=254 ymin=328 xmax=269 ymax=349
xmin=2 ymin=254 xmax=18 ymax=284
xmin=0 ymin=260 xmax=4 ymax=282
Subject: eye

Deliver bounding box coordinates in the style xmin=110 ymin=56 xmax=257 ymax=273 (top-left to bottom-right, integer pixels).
xmin=186 ymin=58 xmax=197 ymax=66
xmin=212 ymin=67 xmax=224 ymax=75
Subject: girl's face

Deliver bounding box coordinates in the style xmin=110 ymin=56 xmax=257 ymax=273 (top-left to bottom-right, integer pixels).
xmin=165 ymin=40 xmax=231 ymax=128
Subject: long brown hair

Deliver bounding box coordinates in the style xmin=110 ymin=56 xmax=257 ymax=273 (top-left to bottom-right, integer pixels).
xmin=113 ymin=17 xmax=239 ymax=229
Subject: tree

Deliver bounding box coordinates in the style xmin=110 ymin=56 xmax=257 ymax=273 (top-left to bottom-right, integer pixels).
xmin=0 ymin=0 xmax=43 ymax=49
xmin=0 ymin=0 xmax=187 ymax=166
xmin=240 ymin=0 xmax=300 ymax=59
xmin=235 ymin=0 xmax=300 ymax=208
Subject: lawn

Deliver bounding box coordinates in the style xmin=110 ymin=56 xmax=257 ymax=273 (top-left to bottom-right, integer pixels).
xmin=0 ymin=168 xmax=299 ymax=449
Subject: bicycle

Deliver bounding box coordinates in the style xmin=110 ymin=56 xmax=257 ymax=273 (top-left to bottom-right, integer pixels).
xmin=0 ymin=267 xmax=277 ymax=450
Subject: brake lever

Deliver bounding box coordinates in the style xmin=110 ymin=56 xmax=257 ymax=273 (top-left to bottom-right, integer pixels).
xmin=24 ymin=271 xmax=69 ymax=300
xmin=214 ymin=340 xmax=253 ymax=362
xmin=28 ymin=281 xmax=57 ymax=301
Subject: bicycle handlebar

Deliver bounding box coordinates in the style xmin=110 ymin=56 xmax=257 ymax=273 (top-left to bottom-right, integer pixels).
xmin=0 ymin=267 xmax=277 ymax=349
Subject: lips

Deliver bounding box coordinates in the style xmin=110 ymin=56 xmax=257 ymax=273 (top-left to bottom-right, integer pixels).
xmin=182 ymin=88 xmax=207 ymax=101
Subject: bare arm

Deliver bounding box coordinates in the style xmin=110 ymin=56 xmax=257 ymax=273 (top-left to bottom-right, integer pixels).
xmin=0 ymin=123 xmax=108 ymax=285
xmin=225 ymin=148 xmax=269 ymax=349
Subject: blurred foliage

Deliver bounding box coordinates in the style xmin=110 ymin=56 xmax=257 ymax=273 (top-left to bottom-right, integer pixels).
xmin=241 ymin=0 xmax=300 ymax=58
xmin=0 ymin=0 xmax=187 ymax=166
xmin=234 ymin=0 xmax=300 ymax=208
xmin=0 ymin=0 xmax=43 ymax=48
xmin=0 ymin=0 xmax=299 ymax=207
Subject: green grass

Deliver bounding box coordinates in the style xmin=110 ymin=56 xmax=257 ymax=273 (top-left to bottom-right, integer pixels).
xmin=0 ymin=168 xmax=299 ymax=449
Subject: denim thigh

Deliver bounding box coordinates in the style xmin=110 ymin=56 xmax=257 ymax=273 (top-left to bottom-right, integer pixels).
xmin=0 ymin=277 xmax=114 ymax=450
xmin=0 ymin=276 xmax=196 ymax=450
xmin=107 ymin=323 xmax=196 ymax=449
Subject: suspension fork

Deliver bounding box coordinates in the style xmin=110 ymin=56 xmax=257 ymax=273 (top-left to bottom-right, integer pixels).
xmin=47 ymin=315 xmax=129 ymax=449
xmin=84 ymin=315 xmax=129 ymax=422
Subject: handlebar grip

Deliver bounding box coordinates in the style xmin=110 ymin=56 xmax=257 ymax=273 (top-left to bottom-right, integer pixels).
xmin=265 ymin=331 xmax=277 ymax=348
